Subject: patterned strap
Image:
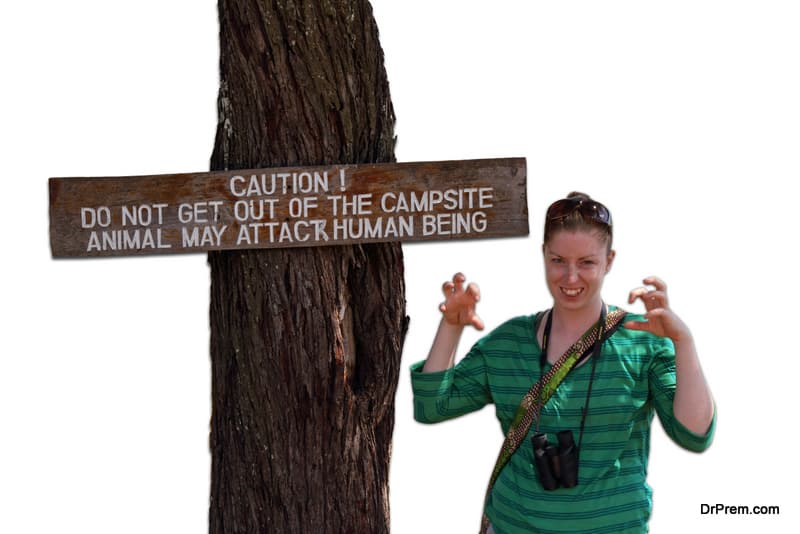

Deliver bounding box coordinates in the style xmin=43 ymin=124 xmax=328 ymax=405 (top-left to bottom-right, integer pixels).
xmin=478 ymin=308 xmax=627 ymax=534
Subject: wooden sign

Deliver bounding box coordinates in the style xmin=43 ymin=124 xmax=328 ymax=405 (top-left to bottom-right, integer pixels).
xmin=49 ymin=157 xmax=527 ymax=258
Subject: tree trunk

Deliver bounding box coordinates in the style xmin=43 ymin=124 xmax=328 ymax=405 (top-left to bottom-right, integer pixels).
xmin=207 ymin=1 xmax=406 ymax=533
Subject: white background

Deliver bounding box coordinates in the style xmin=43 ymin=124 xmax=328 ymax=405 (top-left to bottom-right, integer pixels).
xmin=2 ymin=1 xmax=798 ymax=532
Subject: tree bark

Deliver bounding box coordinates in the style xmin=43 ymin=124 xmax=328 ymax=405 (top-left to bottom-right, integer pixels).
xmin=207 ymin=1 xmax=406 ymax=533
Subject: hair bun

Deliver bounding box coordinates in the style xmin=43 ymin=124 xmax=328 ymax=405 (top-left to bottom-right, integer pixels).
xmin=566 ymin=191 xmax=592 ymax=201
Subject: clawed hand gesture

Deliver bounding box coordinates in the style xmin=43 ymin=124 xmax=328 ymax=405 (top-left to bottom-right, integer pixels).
xmin=625 ymin=276 xmax=691 ymax=343
xmin=439 ymin=273 xmax=485 ymax=331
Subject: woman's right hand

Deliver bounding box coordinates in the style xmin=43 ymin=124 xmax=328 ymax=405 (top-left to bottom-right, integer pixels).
xmin=422 ymin=273 xmax=484 ymax=372
xmin=439 ymin=272 xmax=484 ymax=331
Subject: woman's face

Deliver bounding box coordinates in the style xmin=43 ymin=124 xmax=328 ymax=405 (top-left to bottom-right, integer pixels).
xmin=543 ymin=229 xmax=615 ymax=314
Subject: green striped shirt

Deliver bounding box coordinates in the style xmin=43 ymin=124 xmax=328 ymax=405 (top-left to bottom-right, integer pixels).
xmin=411 ymin=310 xmax=715 ymax=534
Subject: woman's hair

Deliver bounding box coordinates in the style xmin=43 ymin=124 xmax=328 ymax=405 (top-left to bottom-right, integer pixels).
xmin=543 ymin=191 xmax=613 ymax=251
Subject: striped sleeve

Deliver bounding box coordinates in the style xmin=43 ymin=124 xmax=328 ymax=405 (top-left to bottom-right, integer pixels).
xmin=410 ymin=344 xmax=492 ymax=424
xmin=648 ymin=337 xmax=716 ymax=452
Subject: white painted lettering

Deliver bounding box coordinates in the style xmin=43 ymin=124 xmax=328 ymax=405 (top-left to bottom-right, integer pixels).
xmin=229 ymin=171 xmax=332 ymax=197
xmin=86 ymin=228 xmax=171 ymax=251
xmin=182 ymin=225 xmax=228 ymax=248
xmin=230 ymin=175 xmax=246 ymax=197
xmin=422 ymin=211 xmax=488 ymax=236
xmin=80 ymin=206 xmax=111 ymax=228
xmin=327 ymin=194 xmax=373 ymax=216
xmin=332 ymin=216 xmax=414 ymax=241
xmin=178 ymin=201 xmax=223 ymax=224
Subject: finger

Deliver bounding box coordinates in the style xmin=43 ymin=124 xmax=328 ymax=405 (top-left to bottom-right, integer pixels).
xmin=645 ymin=290 xmax=668 ymax=308
xmin=624 ymin=318 xmax=650 ymax=332
xmin=471 ymin=314 xmax=485 ymax=331
xmin=439 ymin=302 xmax=447 ymax=313
xmin=643 ymin=276 xmax=667 ymax=293
xmin=442 ymin=281 xmax=455 ymax=296
xmin=644 ymin=307 xmax=668 ymax=320
xmin=453 ymin=272 xmax=466 ymax=293
xmin=628 ymin=287 xmax=648 ymax=304
xmin=466 ymin=282 xmax=481 ymax=302
xmin=628 ymin=287 xmax=667 ymax=309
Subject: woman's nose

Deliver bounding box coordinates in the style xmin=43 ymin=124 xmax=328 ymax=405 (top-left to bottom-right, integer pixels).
xmin=566 ymin=265 xmax=579 ymax=282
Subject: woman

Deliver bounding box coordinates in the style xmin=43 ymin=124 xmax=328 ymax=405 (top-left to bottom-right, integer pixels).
xmin=410 ymin=192 xmax=715 ymax=534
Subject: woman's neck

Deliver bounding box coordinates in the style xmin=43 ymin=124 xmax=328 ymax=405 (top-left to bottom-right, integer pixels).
xmin=551 ymin=299 xmax=605 ymax=336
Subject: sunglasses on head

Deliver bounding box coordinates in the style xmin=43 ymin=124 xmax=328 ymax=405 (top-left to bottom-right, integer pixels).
xmin=545 ymin=197 xmax=612 ymax=227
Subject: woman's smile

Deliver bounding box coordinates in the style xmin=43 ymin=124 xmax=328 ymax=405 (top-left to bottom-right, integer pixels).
xmin=560 ymin=287 xmax=584 ymax=298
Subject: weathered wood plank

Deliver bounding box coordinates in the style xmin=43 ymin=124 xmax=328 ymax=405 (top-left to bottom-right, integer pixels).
xmin=49 ymin=157 xmax=528 ymax=257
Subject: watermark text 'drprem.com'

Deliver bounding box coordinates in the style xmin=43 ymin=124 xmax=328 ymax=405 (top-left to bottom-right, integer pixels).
xmin=701 ymin=503 xmax=780 ymax=516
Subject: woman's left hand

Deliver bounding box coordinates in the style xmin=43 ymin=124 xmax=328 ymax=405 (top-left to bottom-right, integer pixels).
xmin=625 ymin=276 xmax=692 ymax=343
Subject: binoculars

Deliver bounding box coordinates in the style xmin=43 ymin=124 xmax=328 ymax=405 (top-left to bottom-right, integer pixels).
xmin=531 ymin=430 xmax=579 ymax=490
